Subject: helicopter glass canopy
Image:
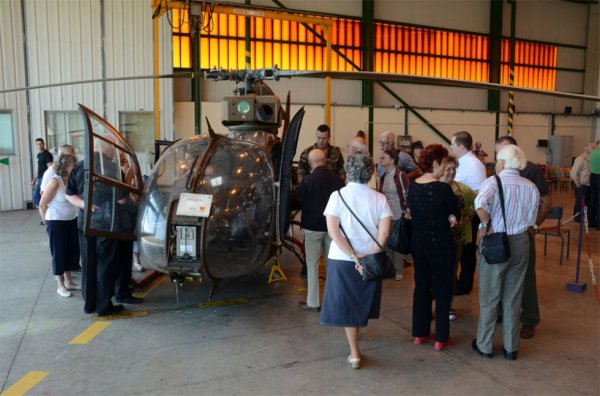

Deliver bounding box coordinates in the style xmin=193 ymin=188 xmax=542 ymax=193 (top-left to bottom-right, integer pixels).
xmin=137 ymin=136 xmax=276 ymax=278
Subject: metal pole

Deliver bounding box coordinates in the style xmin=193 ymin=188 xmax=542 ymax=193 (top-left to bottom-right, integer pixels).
xmin=507 ymin=0 xmax=516 ymax=135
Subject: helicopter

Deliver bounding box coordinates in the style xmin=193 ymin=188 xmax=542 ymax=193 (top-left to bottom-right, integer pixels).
xmin=77 ymin=67 xmax=305 ymax=300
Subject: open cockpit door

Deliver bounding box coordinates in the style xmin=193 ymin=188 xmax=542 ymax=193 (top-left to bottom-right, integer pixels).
xmin=276 ymin=107 xmax=304 ymax=244
xmin=79 ymin=104 xmax=144 ymax=241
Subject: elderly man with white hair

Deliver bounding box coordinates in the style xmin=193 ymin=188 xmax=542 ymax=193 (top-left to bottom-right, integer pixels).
xmin=472 ymin=144 xmax=539 ymax=361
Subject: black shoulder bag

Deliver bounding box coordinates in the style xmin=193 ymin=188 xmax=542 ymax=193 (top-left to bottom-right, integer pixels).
xmin=337 ymin=191 xmax=396 ymax=282
xmin=480 ymin=175 xmax=511 ymax=264
xmin=387 ymin=173 xmax=411 ymax=254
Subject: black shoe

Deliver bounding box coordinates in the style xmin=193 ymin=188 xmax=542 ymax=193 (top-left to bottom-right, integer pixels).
xmin=97 ymin=304 xmax=125 ymax=317
xmin=298 ymin=301 xmax=320 ymax=312
xmin=116 ymin=295 xmax=144 ymax=304
xmin=472 ymin=339 xmax=493 ymax=358
xmin=503 ymin=348 xmax=518 ymax=360
xmin=84 ymin=307 xmax=95 ymax=314
xmin=454 ymin=289 xmax=470 ymax=296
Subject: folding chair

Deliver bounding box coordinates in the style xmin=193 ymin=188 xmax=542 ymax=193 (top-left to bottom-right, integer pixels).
xmin=536 ymin=206 xmax=570 ymax=265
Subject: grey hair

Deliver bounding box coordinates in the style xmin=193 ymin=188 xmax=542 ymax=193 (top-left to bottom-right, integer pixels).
xmin=497 ymin=144 xmax=527 ymax=170
xmin=345 ymin=152 xmax=374 ymax=183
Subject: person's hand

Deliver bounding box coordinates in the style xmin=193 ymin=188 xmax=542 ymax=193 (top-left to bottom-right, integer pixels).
xmin=448 ymin=214 xmax=457 ymax=227
xmin=90 ymin=203 xmax=100 ymax=211
xmin=355 ymin=261 xmax=364 ymax=275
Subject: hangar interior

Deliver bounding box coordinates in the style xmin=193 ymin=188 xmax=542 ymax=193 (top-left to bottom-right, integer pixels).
xmin=1 ymin=0 xmax=599 ymax=395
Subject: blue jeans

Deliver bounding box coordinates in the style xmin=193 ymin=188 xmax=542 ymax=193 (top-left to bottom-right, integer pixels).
xmin=33 ymin=178 xmax=42 ymax=208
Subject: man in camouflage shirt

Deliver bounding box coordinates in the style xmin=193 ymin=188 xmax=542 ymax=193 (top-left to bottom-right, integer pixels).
xmin=297 ymin=124 xmax=345 ymax=183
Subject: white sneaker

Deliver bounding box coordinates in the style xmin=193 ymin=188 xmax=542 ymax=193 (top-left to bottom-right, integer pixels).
xmin=449 ymin=309 xmax=457 ymax=321
xmin=395 ymin=273 xmax=404 ymax=281
xmin=57 ymin=287 xmax=72 ymax=298
xmin=65 ymin=282 xmax=81 ymax=290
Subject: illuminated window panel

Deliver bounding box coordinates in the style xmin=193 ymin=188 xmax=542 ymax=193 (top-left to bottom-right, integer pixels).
xmin=500 ymin=39 xmax=557 ymax=90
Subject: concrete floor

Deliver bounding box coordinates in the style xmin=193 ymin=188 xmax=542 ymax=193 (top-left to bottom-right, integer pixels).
xmin=1 ymin=188 xmax=599 ymax=396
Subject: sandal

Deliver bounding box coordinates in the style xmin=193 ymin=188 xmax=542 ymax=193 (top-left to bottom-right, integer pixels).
xmin=347 ymin=355 xmax=361 ymax=369
xmin=65 ymin=281 xmax=81 ymax=290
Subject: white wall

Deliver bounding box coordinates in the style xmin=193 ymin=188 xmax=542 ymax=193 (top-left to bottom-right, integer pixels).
xmin=0 ymin=0 xmax=29 ymax=211
xmin=0 ymin=0 xmax=174 ymax=210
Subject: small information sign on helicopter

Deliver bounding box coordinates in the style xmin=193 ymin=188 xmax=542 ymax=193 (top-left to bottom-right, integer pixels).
xmin=176 ymin=193 xmax=213 ymax=217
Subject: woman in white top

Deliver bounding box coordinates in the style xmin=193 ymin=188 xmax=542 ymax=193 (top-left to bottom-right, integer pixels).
xmin=39 ymin=154 xmax=81 ymax=297
xmin=320 ymin=152 xmax=392 ymax=370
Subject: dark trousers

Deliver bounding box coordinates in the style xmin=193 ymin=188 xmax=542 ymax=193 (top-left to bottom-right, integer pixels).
xmin=79 ymin=231 xmax=118 ymax=314
xmin=47 ymin=219 xmax=80 ymax=275
xmin=115 ymin=240 xmax=134 ymax=299
xmin=574 ymin=185 xmax=590 ymax=218
xmin=456 ymin=215 xmax=480 ymax=293
xmin=589 ymin=173 xmax=600 ymax=227
xmin=412 ymin=245 xmax=454 ymax=342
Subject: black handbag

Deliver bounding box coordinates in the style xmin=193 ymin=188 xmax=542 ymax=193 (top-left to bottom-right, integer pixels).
xmin=387 ymin=175 xmax=412 ymax=254
xmin=480 ymin=175 xmax=511 ymax=264
xmin=338 ymin=191 xmax=396 ymax=282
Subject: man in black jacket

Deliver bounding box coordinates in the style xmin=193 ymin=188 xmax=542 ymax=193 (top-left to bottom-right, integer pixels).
xmin=295 ymin=149 xmax=345 ymax=311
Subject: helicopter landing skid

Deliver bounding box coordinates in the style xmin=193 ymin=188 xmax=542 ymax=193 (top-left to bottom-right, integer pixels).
xmin=268 ymin=256 xmax=287 ymax=284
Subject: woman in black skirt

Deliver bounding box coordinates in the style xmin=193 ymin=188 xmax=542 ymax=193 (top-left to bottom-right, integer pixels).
xmin=407 ymin=144 xmax=460 ymax=351
xmin=39 ymin=154 xmax=80 ymax=297
xmin=320 ymin=152 xmax=393 ymax=369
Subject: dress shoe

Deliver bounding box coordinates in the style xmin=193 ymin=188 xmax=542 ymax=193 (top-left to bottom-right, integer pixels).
xmin=503 ymin=348 xmax=518 ymax=360
xmin=414 ymin=334 xmax=435 ymax=344
xmin=97 ymin=304 xmax=125 ymax=317
xmin=472 ymin=339 xmax=493 ymax=358
xmin=84 ymin=308 xmax=95 ymax=314
xmin=453 ymin=289 xmax=470 ymax=296
xmin=116 ymin=295 xmax=144 ymax=304
xmin=298 ymin=302 xmax=320 ymax=312
xmin=434 ymin=339 xmax=452 ymax=351
xmin=520 ymin=325 xmax=535 ymax=339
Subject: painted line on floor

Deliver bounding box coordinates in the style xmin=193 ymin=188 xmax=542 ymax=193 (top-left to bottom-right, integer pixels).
xmin=133 ymin=275 xmax=167 ymax=299
xmin=198 ymin=297 xmax=248 ymax=309
xmin=92 ymin=310 xmax=149 ymax=321
xmin=0 ymin=371 xmax=48 ymax=396
xmin=69 ymin=321 xmax=111 ymax=345
xmin=18 ymin=211 xmax=34 ymax=227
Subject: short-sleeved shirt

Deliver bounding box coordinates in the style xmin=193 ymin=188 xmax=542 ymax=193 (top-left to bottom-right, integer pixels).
xmin=475 ymin=170 xmax=539 ymax=235
xmin=40 ymin=167 xmax=56 ymax=193
xmin=297 ymin=144 xmax=345 ymax=178
xmin=455 ymin=151 xmax=486 ymax=192
xmin=66 ymin=160 xmax=86 ymax=230
xmin=590 ymin=147 xmax=600 ymax=174
xmin=519 ymin=161 xmax=550 ymax=197
xmin=324 ymin=182 xmax=392 ymax=260
xmin=37 ymin=150 xmax=53 ymax=178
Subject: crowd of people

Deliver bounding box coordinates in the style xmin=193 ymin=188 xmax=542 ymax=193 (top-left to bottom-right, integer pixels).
xmin=293 ymin=125 xmax=587 ymax=369
xmin=33 ymin=125 xmax=598 ymax=368
xmin=36 ymin=138 xmax=143 ymax=317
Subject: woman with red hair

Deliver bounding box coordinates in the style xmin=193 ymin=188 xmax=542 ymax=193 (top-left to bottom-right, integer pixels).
xmin=407 ymin=144 xmax=460 ymax=351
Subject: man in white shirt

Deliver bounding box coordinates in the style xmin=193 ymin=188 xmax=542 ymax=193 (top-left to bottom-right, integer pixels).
xmin=450 ymin=131 xmax=487 ymax=295
xmin=571 ymin=142 xmax=595 ymax=219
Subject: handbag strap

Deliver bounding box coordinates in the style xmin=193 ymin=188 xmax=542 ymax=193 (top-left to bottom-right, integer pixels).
xmin=337 ymin=191 xmax=385 ymax=252
xmin=397 ymin=171 xmax=407 ymax=211
xmin=494 ymin=175 xmax=508 ymax=232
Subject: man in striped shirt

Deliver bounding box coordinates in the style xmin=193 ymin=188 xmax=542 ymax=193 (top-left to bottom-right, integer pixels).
xmin=496 ymin=135 xmax=552 ymax=340
xmin=473 ymin=144 xmax=539 ymax=360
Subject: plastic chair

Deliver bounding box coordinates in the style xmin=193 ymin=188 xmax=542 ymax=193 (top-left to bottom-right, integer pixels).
xmin=559 ymin=167 xmax=571 ymax=191
xmin=536 ymin=206 xmax=570 ymax=265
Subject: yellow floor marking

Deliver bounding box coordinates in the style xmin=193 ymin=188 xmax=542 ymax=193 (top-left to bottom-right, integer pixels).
xmin=1 ymin=371 xmax=48 ymax=396
xmin=92 ymin=310 xmax=149 ymax=321
xmin=133 ymin=275 xmax=166 ymax=299
xmin=69 ymin=321 xmax=111 ymax=345
xmin=198 ymin=297 xmax=248 ymax=309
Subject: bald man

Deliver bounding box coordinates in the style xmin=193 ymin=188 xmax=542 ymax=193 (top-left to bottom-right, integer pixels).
xmin=377 ymin=131 xmax=421 ymax=181
xmin=295 ymin=148 xmax=345 ymax=311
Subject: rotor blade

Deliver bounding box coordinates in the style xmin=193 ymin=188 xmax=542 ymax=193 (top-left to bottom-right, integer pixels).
xmin=0 ymin=72 xmax=193 ymax=94
xmin=278 ymin=70 xmax=600 ymax=102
